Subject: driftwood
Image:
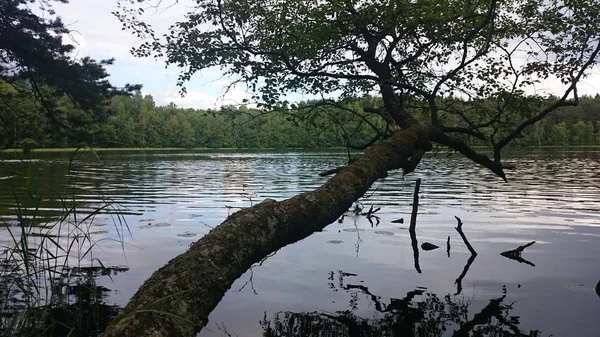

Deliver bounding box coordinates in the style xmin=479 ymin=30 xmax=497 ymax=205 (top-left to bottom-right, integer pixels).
xmin=319 ymin=167 xmax=343 ymax=177
xmin=454 ymin=216 xmax=478 ymax=295
xmin=360 ymin=205 xmax=381 ymax=227
xmin=102 ymin=126 xmax=432 ymax=337
xmin=500 ymin=241 xmax=536 ymax=266
xmin=454 ymin=216 xmax=477 ymax=255
xmin=421 ymin=242 xmax=439 ymax=251
xmin=409 ymin=178 xmax=422 ymax=273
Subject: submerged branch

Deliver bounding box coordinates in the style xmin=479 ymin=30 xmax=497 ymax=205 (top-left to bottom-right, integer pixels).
xmin=500 ymin=241 xmax=536 ymax=266
xmin=455 ymin=254 xmax=477 ymax=296
xmin=409 ymin=178 xmax=422 ymax=274
xmin=454 ymin=216 xmax=477 ymax=255
xmin=318 ymin=167 xmax=343 ymax=177
xmin=454 ymin=216 xmax=478 ymax=295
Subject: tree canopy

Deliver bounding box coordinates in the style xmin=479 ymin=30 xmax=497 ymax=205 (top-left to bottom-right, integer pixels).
xmin=102 ymin=1 xmax=600 ymax=335
xmin=0 ymin=0 xmax=140 ymax=132
xmin=1 ymin=90 xmax=599 ymax=150
xmin=117 ymin=0 xmax=600 ymax=179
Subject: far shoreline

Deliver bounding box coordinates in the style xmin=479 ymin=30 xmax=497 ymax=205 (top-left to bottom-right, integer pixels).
xmin=0 ymin=147 xmax=352 ymax=153
xmin=1 ymin=144 xmax=599 ymax=155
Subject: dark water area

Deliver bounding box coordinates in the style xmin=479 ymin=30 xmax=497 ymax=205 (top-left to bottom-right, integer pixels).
xmin=1 ymin=148 xmax=599 ymax=336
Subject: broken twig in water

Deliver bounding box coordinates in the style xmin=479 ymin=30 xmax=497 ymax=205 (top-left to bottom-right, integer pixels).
xmin=421 ymin=242 xmax=439 ymax=251
xmin=455 ymin=216 xmax=477 ymax=255
xmin=361 ymin=205 xmax=381 ymax=227
xmin=319 ymin=167 xmax=344 ymax=176
xmin=409 ymin=178 xmax=421 ymax=273
xmin=500 ymin=241 xmax=536 ymax=266
xmin=454 ymin=216 xmax=477 ymax=295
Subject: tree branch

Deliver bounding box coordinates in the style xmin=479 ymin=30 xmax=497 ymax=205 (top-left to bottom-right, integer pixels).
xmin=494 ymin=41 xmax=600 ymax=153
xmin=430 ymin=127 xmax=507 ymax=181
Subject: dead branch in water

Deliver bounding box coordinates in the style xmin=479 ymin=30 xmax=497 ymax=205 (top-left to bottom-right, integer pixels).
xmin=409 ymin=178 xmax=422 ymax=273
xmin=500 ymin=241 xmax=536 ymax=266
xmin=454 ymin=216 xmax=478 ymax=295
xmin=454 ymin=216 xmax=477 ymax=255
xmin=319 ymin=167 xmax=343 ymax=177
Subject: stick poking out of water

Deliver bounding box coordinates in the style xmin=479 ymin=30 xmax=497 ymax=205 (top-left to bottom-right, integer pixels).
xmin=455 ymin=216 xmax=477 ymax=256
xmin=454 ymin=216 xmax=477 ymax=295
xmin=409 ymin=178 xmax=421 ymax=273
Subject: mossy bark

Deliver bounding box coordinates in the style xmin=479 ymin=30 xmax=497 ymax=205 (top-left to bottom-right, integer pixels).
xmin=102 ymin=126 xmax=431 ymax=337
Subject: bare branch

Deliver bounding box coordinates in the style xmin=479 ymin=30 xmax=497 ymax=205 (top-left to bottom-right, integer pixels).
xmin=494 ymin=41 xmax=600 ymax=153
xmin=430 ymin=128 xmax=507 ymax=181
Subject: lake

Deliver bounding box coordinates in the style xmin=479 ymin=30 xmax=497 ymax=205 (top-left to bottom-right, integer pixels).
xmin=1 ymin=149 xmax=599 ymax=336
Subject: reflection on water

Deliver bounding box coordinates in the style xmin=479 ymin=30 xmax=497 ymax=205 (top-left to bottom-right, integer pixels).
xmin=1 ymin=148 xmax=600 ymax=336
xmin=262 ymin=271 xmax=542 ymax=337
xmin=38 ymin=266 xmax=127 ymax=337
xmin=0 ymin=264 xmax=126 ymax=336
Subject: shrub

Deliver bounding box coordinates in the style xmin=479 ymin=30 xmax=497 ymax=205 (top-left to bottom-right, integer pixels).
xmin=21 ymin=138 xmax=37 ymax=153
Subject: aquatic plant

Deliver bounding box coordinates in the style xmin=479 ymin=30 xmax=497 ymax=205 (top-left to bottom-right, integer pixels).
xmin=0 ymin=149 xmax=130 ymax=336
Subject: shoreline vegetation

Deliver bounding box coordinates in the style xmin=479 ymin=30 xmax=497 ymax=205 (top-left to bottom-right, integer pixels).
xmin=3 ymin=90 xmax=600 ymax=152
xmin=0 ymin=146 xmax=351 ymax=153
xmin=2 ymin=144 xmax=599 ymax=154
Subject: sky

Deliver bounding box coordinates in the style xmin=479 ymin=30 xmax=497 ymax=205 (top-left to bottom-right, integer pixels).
xmin=48 ymin=0 xmax=600 ymax=110
xmin=50 ymin=0 xmax=254 ymax=110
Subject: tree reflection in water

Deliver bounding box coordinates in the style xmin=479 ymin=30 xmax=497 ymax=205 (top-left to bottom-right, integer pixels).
xmin=261 ymin=271 xmax=543 ymax=337
xmin=1 ymin=265 xmax=126 ymax=336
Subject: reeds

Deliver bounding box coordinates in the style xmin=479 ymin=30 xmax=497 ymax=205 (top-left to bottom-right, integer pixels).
xmin=0 ymin=149 xmax=130 ymax=336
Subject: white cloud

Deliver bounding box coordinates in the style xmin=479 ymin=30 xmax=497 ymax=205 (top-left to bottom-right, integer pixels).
xmin=159 ymin=88 xmax=253 ymax=110
xmin=47 ymin=0 xmax=214 ymax=98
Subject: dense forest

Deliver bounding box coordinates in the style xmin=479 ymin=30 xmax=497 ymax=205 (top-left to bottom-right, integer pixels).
xmin=1 ymin=82 xmax=599 ymax=150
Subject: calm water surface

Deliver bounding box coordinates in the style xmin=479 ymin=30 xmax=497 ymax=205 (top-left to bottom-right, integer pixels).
xmin=1 ymin=149 xmax=599 ymax=336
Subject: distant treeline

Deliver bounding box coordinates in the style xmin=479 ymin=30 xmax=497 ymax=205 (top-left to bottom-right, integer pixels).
xmin=1 ymin=80 xmax=599 ymax=149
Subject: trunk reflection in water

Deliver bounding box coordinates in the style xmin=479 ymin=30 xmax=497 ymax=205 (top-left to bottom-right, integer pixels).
xmin=261 ymin=271 xmax=541 ymax=337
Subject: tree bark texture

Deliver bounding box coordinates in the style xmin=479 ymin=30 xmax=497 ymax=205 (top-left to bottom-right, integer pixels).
xmin=103 ymin=125 xmax=432 ymax=336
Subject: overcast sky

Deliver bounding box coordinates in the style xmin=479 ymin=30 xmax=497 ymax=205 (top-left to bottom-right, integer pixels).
xmin=49 ymin=0 xmax=254 ymax=109
xmin=50 ymin=0 xmax=600 ymax=110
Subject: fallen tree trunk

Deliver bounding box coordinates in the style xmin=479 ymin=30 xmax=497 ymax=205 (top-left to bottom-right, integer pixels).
xmin=103 ymin=126 xmax=432 ymax=336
